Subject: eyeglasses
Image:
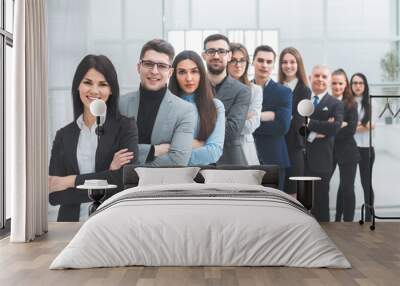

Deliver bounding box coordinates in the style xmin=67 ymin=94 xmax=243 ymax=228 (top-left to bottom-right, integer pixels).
xmin=204 ymin=48 xmax=230 ymax=56
xmin=229 ymin=59 xmax=247 ymax=66
xmin=351 ymin=81 xmax=364 ymax=86
xmin=140 ymin=60 xmax=171 ymax=72
xmin=256 ymin=58 xmax=274 ymax=65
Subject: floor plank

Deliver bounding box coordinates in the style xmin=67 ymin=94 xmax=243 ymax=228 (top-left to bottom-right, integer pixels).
xmin=0 ymin=222 xmax=399 ymax=286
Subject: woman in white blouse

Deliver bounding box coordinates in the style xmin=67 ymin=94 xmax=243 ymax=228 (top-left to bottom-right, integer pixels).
xmin=227 ymin=43 xmax=263 ymax=165
xmin=351 ymin=72 xmax=375 ymax=221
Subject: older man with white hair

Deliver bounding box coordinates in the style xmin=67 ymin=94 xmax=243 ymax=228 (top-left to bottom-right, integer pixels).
xmin=306 ymin=65 xmax=344 ymax=222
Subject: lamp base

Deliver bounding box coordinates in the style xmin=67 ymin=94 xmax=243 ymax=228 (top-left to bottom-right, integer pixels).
xmin=87 ymin=189 xmax=106 ymax=215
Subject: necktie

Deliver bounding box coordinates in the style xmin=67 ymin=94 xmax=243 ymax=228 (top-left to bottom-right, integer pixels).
xmin=313 ymin=95 xmax=319 ymax=108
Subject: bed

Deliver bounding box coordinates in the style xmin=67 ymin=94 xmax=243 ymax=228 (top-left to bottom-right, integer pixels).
xmin=50 ymin=165 xmax=351 ymax=269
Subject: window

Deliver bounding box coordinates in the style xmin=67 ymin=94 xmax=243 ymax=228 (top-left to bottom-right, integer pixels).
xmin=1 ymin=0 xmax=14 ymax=230
xmin=228 ymin=30 xmax=279 ymax=79
xmin=167 ymin=30 xmax=219 ymax=56
xmin=167 ymin=29 xmax=279 ymax=80
xmin=5 ymin=0 xmax=13 ymax=33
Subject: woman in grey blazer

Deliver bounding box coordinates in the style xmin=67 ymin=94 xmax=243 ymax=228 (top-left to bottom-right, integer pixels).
xmin=227 ymin=43 xmax=262 ymax=165
xmin=49 ymin=55 xmax=138 ymax=221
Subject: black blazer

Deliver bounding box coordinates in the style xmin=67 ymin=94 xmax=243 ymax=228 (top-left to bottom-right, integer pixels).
xmin=333 ymin=103 xmax=360 ymax=164
xmin=49 ymin=115 xmax=139 ymax=205
xmin=285 ymin=81 xmax=312 ymax=151
xmin=306 ymin=93 xmax=344 ymax=173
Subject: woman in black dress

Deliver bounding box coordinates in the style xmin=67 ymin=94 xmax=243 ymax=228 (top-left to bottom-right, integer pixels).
xmin=330 ymin=69 xmax=360 ymax=221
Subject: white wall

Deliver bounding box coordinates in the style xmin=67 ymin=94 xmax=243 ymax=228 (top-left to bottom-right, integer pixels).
xmin=47 ymin=0 xmax=163 ymax=143
xmin=165 ymin=0 xmax=396 ymax=81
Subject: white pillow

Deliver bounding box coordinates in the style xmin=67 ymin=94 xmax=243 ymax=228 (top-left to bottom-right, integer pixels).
xmin=200 ymin=169 xmax=266 ymax=185
xmin=135 ymin=167 xmax=200 ymax=186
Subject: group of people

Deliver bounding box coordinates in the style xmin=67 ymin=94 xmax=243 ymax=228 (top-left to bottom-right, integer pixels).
xmin=48 ymin=34 xmax=375 ymax=223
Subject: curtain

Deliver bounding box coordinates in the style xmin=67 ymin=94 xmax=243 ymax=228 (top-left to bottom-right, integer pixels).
xmin=8 ymin=0 xmax=48 ymax=242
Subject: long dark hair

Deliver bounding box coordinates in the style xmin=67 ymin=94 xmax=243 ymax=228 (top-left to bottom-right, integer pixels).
xmin=71 ymin=54 xmax=120 ymax=120
xmin=228 ymin=43 xmax=250 ymax=86
xmin=350 ymin=72 xmax=370 ymax=125
xmin=278 ymin=47 xmax=309 ymax=87
xmin=332 ymin=69 xmax=355 ymax=109
xmin=169 ymin=50 xmax=217 ymax=141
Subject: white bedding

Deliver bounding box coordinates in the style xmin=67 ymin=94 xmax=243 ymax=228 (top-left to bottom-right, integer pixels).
xmin=50 ymin=183 xmax=351 ymax=269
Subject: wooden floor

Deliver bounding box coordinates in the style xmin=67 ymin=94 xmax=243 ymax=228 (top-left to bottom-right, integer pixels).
xmin=0 ymin=222 xmax=399 ymax=286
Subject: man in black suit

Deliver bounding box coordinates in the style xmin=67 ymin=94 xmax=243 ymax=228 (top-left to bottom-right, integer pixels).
xmin=202 ymin=34 xmax=251 ymax=165
xmin=306 ymin=65 xmax=344 ymax=222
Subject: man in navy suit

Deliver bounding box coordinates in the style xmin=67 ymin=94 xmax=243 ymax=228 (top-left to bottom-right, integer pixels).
xmin=253 ymin=45 xmax=292 ymax=190
xmin=306 ymin=65 xmax=344 ymax=222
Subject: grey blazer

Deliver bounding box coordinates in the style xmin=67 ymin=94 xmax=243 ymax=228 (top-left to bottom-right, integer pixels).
xmin=119 ymin=89 xmax=196 ymax=166
xmin=215 ymin=75 xmax=251 ymax=165
xmin=240 ymin=83 xmax=262 ymax=165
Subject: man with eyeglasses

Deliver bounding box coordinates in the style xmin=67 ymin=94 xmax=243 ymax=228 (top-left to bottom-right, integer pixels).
xmin=202 ymin=34 xmax=251 ymax=165
xmin=119 ymin=39 xmax=196 ymax=166
xmin=252 ymin=45 xmax=292 ymax=191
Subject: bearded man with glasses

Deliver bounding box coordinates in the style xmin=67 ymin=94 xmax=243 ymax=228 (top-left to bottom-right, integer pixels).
xmin=202 ymin=34 xmax=251 ymax=165
xmin=119 ymin=39 xmax=196 ymax=166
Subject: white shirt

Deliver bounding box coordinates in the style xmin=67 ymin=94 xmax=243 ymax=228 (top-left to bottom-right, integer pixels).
xmin=311 ymin=90 xmax=327 ymax=102
xmin=307 ymin=90 xmax=328 ymax=142
xmin=354 ymin=96 xmax=373 ymax=148
xmin=264 ymin=78 xmax=272 ymax=88
xmin=284 ymin=78 xmax=298 ymax=92
xmin=76 ymin=114 xmax=99 ymax=174
xmin=253 ymin=78 xmax=271 ymax=89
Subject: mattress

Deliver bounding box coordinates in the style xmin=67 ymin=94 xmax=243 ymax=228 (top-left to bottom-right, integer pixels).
xmin=50 ymin=183 xmax=351 ymax=269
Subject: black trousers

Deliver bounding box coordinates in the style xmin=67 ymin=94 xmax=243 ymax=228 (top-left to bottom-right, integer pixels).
xmin=358 ymin=147 xmax=375 ymax=221
xmin=49 ymin=189 xmax=91 ymax=222
xmin=278 ymin=167 xmax=286 ymax=191
xmin=285 ymin=149 xmax=304 ymax=194
xmin=57 ymin=204 xmax=81 ymax=222
xmin=332 ymin=161 xmax=357 ymax=222
xmin=50 ymin=188 xmax=118 ymax=222
xmin=305 ymin=165 xmax=330 ymax=222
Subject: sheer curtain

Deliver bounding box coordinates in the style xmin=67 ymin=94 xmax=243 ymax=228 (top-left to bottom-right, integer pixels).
xmin=8 ymin=0 xmax=48 ymax=242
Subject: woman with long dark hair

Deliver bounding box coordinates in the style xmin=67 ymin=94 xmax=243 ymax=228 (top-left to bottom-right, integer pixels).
xmin=169 ymin=50 xmax=225 ymax=165
xmin=351 ymin=72 xmax=375 ymax=221
xmin=278 ymin=47 xmax=311 ymax=196
xmin=330 ymin=69 xmax=360 ymax=221
xmin=227 ymin=43 xmax=262 ymax=165
xmin=49 ymin=54 xmax=138 ymax=221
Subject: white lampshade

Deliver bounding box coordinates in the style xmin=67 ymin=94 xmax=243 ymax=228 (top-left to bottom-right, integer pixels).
xmin=89 ymin=99 xmax=107 ymax=117
xmin=297 ymin=99 xmax=314 ymax=117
